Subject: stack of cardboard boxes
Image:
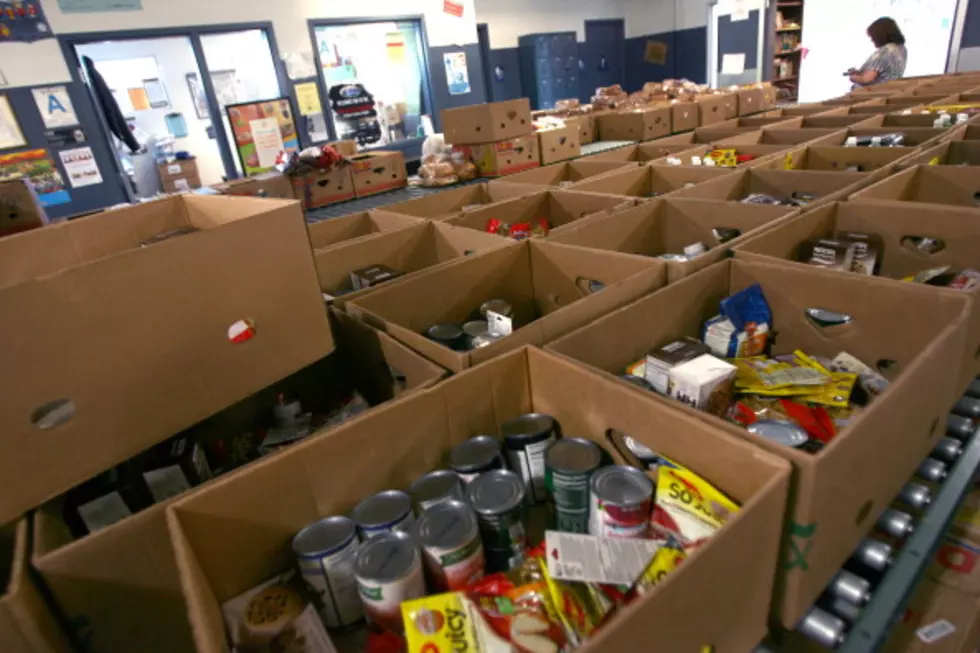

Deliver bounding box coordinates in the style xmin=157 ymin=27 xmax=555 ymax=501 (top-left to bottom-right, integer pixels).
xmin=442 ymin=99 xmax=540 ymax=176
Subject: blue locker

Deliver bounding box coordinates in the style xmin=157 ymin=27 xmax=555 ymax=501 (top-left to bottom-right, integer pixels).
xmin=519 ymin=32 xmax=580 ymax=110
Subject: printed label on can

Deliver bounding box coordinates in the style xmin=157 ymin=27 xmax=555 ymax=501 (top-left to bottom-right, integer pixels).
xmin=360 ymin=511 xmax=416 ymax=539
xmin=590 ymin=493 xmax=652 ymax=539
xmin=507 ymin=437 xmax=555 ymax=504
xmin=357 ymin=562 xmax=426 ymax=634
xmin=424 ymin=534 xmax=486 ymax=591
xmin=297 ymin=538 xmax=364 ymax=629
xmin=479 ymin=511 xmax=527 ymax=571
xmin=546 ymin=467 xmax=592 ymax=533
xmin=544 ymin=531 xmax=661 ymax=585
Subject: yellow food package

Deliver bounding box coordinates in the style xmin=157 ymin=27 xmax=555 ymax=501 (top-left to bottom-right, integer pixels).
xmin=630 ymin=545 xmax=688 ymax=598
xmin=732 ymin=356 xmax=830 ymax=391
xmin=793 ymin=350 xmax=858 ymax=408
xmin=650 ymin=463 xmax=740 ymax=550
xmin=539 ymin=558 xmax=614 ymax=646
xmin=708 ymin=148 xmax=737 ymax=167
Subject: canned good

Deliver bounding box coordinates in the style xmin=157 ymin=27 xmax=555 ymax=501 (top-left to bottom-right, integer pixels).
xmin=408 ymin=470 xmax=466 ymax=512
xmin=462 ymin=320 xmax=489 ymax=350
xmin=829 ymin=597 xmax=862 ymax=623
xmin=829 ymin=569 xmax=872 ymax=606
xmin=589 ymin=465 xmax=654 ymax=539
xmin=500 ymin=413 xmax=560 ymax=504
xmin=932 ymin=436 xmax=963 ymax=463
xmin=352 ymin=490 xmax=416 ymax=539
xmin=545 ymin=438 xmax=604 ymax=533
xmin=746 ymin=419 xmax=809 ymax=448
xmin=426 ymin=323 xmax=465 ymax=350
xmin=967 ymin=378 xmax=980 ymax=399
xmin=354 ymin=530 xmax=425 ymax=634
xmin=467 ymin=469 xmax=528 ymax=572
xmin=917 ymin=458 xmax=948 ymax=484
xmin=954 ymin=396 xmax=980 ymax=419
xmin=797 ymin=606 xmax=847 ymax=649
xmin=449 ymin=436 xmax=506 ymax=484
xmin=620 ymin=375 xmax=654 ymax=391
xmin=897 ymin=482 xmax=932 ymax=510
xmin=853 ymin=538 xmax=893 ymax=572
xmin=480 ymin=299 xmax=513 ymax=320
xmin=292 ymin=516 xmax=364 ymax=628
xmin=470 ymin=333 xmax=500 ymax=349
xmin=416 ymin=500 xmax=485 ymax=591
xmin=947 ymin=414 xmax=975 ymax=440
xmin=877 ymin=508 xmax=915 ymax=539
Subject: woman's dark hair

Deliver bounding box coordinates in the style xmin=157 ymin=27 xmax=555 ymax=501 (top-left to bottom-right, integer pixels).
xmin=867 ymin=17 xmax=905 ymax=48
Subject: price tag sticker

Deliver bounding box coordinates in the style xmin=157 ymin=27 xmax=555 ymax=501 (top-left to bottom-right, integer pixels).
xmin=486 ymin=310 xmax=512 ymax=337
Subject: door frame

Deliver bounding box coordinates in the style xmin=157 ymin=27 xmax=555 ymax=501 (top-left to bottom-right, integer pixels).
xmin=58 ymin=21 xmax=289 ymax=182
xmin=707 ymin=0 xmax=767 ymax=88
xmin=307 ymin=15 xmax=437 ymax=157
xmin=583 ymin=18 xmax=626 ymax=90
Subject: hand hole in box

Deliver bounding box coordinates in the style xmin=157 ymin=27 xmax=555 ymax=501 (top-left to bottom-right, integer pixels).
xmin=875 ymin=358 xmax=901 ymax=379
xmin=475 ymin=125 xmax=482 ymax=132
xmin=31 ymin=398 xmax=75 ymax=430
xmin=804 ymin=308 xmax=852 ymax=328
xmin=373 ymin=167 xmax=385 ymax=174
xmin=855 ymin=499 xmax=873 ymax=526
xmin=317 ymin=180 xmax=329 ymax=188
xmin=559 ymin=138 xmax=567 ymax=146
xmin=901 ymin=236 xmax=945 ymax=255
xmin=576 ymin=277 xmax=604 ymax=294
xmin=227 ymin=318 xmax=256 ymax=344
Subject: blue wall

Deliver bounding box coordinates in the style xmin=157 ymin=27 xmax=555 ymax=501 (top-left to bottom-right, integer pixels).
xmin=428 ymin=43 xmax=488 ymax=131
xmin=624 ymin=26 xmax=708 ymax=91
xmin=962 ymin=0 xmax=980 ymax=48
xmin=487 ymin=47 xmax=525 ymax=101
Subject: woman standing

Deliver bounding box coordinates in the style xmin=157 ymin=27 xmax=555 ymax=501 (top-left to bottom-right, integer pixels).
xmin=847 ymin=17 xmax=908 ymax=88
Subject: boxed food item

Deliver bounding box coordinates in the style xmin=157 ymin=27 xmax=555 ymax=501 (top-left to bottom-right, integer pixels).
xmin=547 ymin=258 xmax=969 ymax=627
xmin=489 ymin=160 xmax=636 ymax=189
xmin=168 ymin=345 xmax=792 ymax=653
xmin=0 ymin=195 xmax=334 ymax=525
xmin=307 ymin=210 xmax=422 ymax=251
xmin=536 ymin=124 xmax=582 ymax=165
xmin=441 ymin=99 xmax=533 ymax=145
xmin=454 ymin=135 xmax=540 ymax=177
xmin=382 ymin=182 xmax=539 ymax=221
xmin=349 ymin=151 xmax=407 ymax=198
xmin=850 ymin=165 xmax=980 ymax=209
xmin=669 ymin=168 xmax=870 ymax=208
xmin=597 ymin=107 xmax=672 ymax=142
xmin=0 ymin=178 xmax=47 ymax=238
xmin=213 ymin=171 xmax=295 ymax=199
xmin=346 ymin=240 xmax=666 ymax=372
xmin=157 ymin=157 xmax=201 ymax=192
xmin=573 ymin=165 xmax=734 ymax=199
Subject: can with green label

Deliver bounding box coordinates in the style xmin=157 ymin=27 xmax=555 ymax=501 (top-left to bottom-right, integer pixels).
xmin=545 ymin=438 xmax=603 ymax=533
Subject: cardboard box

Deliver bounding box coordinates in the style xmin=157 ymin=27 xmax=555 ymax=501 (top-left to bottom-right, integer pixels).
xmin=446 ymin=189 xmax=638 ymax=239
xmin=454 ymin=134 xmax=540 ymax=177
xmin=31 ymin=311 xmax=445 ymax=653
xmin=289 ymin=165 xmax=356 ymax=210
xmin=777 ymin=104 xmax=843 ymax=117
xmin=717 ymin=115 xmax=805 ymax=130
xmin=736 ymin=88 xmax=766 ymax=115
xmin=719 ymin=92 xmax=739 ymax=119
xmin=597 ymin=107 xmax=672 ymax=141
xmin=0 ymin=519 xmax=72 ymax=653
xmin=579 ymin=142 xmax=714 ymax=164
xmin=761 ymin=84 xmax=778 ymax=108
xmin=651 ymin=144 xmax=795 ymax=168
xmin=347 ymin=240 xmax=666 ymax=372
xmin=0 ymin=195 xmax=333 ymax=524
xmin=349 ymin=151 xmax=407 ymax=198
xmin=716 ymin=128 xmax=848 ymax=148
xmin=382 ymin=182 xmax=539 ymax=221
xmin=799 ymin=114 xmax=882 ymax=129
xmin=840 ymin=126 xmax=952 ymax=148
xmin=572 ymin=164 xmax=735 ymax=199
xmin=669 ymin=168 xmax=870 ymax=208
xmin=0 ymin=178 xmax=47 ymax=238
xmin=663 ymin=101 xmax=699 ymax=132
xmin=325 ymin=139 xmax=358 ymax=157
xmin=157 ymin=157 xmax=201 ymax=193
xmin=734 ymin=200 xmax=980 ymax=388
xmin=697 ymin=94 xmax=731 ymax=126
xmin=307 ymin=209 xmax=422 ymax=251
xmin=546 ymin=258 xmax=969 ymax=627
xmin=548 ymin=197 xmax=798 ymax=282
xmin=214 ymin=171 xmax=294 ymax=200
xmin=902 ymin=140 xmax=980 ymax=167
xmin=536 ymin=125 xmax=582 ymax=164
xmin=850 ymin=165 xmax=980 ymax=209
xmin=764 ymin=145 xmax=918 ymax=175
xmin=650 ymin=126 xmax=763 ymax=147
xmin=167 ymin=345 xmax=792 ymax=653
xmin=442 ymin=98 xmax=532 ymax=145
xmin=563 ymin=114 xmax=596 ymax=144
xmin=487 ymin=160 xmax=636 ymax=189
xmin=314 ymin=221 xmax=508 ymax=309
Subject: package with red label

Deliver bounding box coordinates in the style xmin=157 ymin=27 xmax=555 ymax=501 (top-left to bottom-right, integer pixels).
xmin=649 ymin=462 xmax=740 ymax=552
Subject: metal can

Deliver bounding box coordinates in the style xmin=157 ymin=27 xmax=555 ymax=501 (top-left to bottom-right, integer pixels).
xmin=853 ymin=538 xmax=893 ymax=572
xmin=967 ymin=378 xmax=980 ymax=399
xmin=797 ymin=606 xmax=847 ymax=649
xmin=589 ymin=465 xmax=654 ymax=539
xmin=829 ymin=597 xmax=862 ymax=623
xmin=932 ymin=436 xmax=964 ymax=463
xmin=408 ymin=470 xmax=466 ymax=512
xmin=917 ymin=458 xmax=949 ymax=484
xmin=480 ymin=299 xmax=513 ymax=320
xmin=947 ymin=414 xmax=975 ymax=440
xmin=416 ymin=500 xmax=485 ymax=591
xmin=467 ymin=469 xmax=528 ymax=572
xmin=877 ymin=508 xmax=915 ymax=539
xmin=500 ymin=413 xmax=560 ymax=504
xmin=545 ymin=438 xmax=603 ymax=533
xmin=954 ymin=396 xmax=980 ymax=419
xmin=352 ymin=490 xmax=416 ymax=539
xmin=897 ymin=482 xmax=933 ymax=510
xmin=292 ymin=516 xmax=364 ymax=629
xmin=462 ymin=320 xmax=490 ymax=350
xmin=353 ymin=530 xmax=425 ymax=634
xmin=828 ymin=569 xmax=872 ymax=606
xmin=449 ymin=435 xmax=506 ymax=484
xmin=426 ymin=323 xmax=465 ymax=351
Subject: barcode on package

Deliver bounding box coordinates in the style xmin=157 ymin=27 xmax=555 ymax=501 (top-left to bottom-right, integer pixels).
xmin=917 ymin=619 xmax=956 ymax=644
xmin=545 ymin=531 xmax=661 ymax=586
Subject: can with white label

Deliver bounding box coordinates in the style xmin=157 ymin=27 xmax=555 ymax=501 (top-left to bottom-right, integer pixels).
xmin=292 ymin=515 xmax=364 ymax=629
xmin=501 ymin=413 xmax=560 ymax=504
xmin=589 ymin=465 xmax=654 ymax=539
xmin=408 ymin=470 xmax=466 ymax=513
xmin=416 ymin=499 xmax=485 ymax=591
xmin=467 ymin=469 xmax=528 ymax=572
xmin=354 ymin=530 xmax=424 ymax=634
xmin=352 ymin=490 xmax=416 ymax=539
xmin=545 ymin=438 xmax=603 ymax=534
xmin=449 ymin=436 xmax=506 ymax=484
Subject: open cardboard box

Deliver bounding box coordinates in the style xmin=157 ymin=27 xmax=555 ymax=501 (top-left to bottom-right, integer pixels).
xmin=733 ymin=200 xmax=980 ymax=389
xmin=668 ymin=168 xmax=870 ymax=208
xmin=578 ymin=142 xmax=700 ymax=164
xmin=167 ymin=346 xmax=792 ymax=653
xmin=718 ymin=116 xmax=804 ymax=130
xmin=651 ymin=144 xmax=793 ymax=168
xmin=315 ymin=221 xmax=508 ymax=309
xmin=1 ymin=519 xmax=71 ymax=652
xmin=849 ymin=164 xmax=980 ymax=209
xmin=307 ymin=210 xmax=423 ymax=251
xmin=597 ymin=106 xmax=672 ymax=141
xmin=716 ymin=128 xmax=846 ymax=148
xmin=853 ymin=107 xmax=959 ymax=125
xmin=346 ymin=240 xmax=666 ymax=372
xmin=902 ymin=140 xmax=980 ymax=166
xmin=759 ymin=145 xmax=917 ymax=175
xmin=650 ymin=127 xmax=764 ymax=147
xmin=548 ymin=197 xmax=797 ymax=282
xmin=797 ymin=114 xmax=881 ymax=129
xmin=0 ymin=195 xmax=334 ymax=526
xmin=945 ymin=123 xmax=980 ymax=142
xmin=214 ymin=172 xmax=295 ymax=200
xmin=838 ymin=126 xmax=951 ymax=148
xmin=30 ymin=311 xmax=446 ymax=653
xmin=380 ymin=183 xmax=539 ymax=221
xmin=572 ymin=164 xmax=735 ymax=198
xmin=486 ymin=160 xmax=636 ymax=189
xmin=546 ymin=258 xmax=969 ymax=627
xmin=445 ymin=188 xmax=638 ymax=239
xmin=761 ymin=105 xmax=839 ymax=118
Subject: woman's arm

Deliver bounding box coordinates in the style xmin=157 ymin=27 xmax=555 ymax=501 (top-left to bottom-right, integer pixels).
xmin=849 ymin=68 xmax=879 ymax=85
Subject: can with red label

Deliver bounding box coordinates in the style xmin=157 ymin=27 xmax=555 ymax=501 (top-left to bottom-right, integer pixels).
xmin=354 ymin=530 xmax=425 ymax=634
xmin=589 ymin=465 xmax=654 ymax=539
xmin=416 ymin=499 xmax=485 ymax=591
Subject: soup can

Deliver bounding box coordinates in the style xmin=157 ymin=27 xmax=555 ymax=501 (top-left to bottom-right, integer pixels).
xmin=480 ymin=299 xmax=513 ymax=320
xmin=545 ymin=438 xmax=603 ymax=533
xmin=467 ymin=469 xmax=528 ymax=572
xmin=589 ymin=465 xmax=654 ymax=539
xmin=449 ymin=436 xmax=506 ymax=484
xmin=426 ymin=323 xmax=465 ymax=351
xmin=416 ymin=500 xmax=485 ymax=591
xmin=352 ymin=490 xmax=415 ymax=539
xmin=500 ymin=413 xmax=560 ymax=504
xmin=408 ymin=470 xmax=466 ymax=513
xmin=354 ymin=530 xmax=425 ymax=634
xmin=292 ymin=515 xmax=364 ymax=629
xmin=462 ymin=320 xmax=490 ymax=350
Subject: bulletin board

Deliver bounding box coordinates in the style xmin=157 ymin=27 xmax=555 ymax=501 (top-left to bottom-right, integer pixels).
xmin=226 ymin=98 xmax=300 ymax=177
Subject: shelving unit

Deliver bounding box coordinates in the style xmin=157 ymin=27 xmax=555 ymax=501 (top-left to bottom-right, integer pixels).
xmin=772 ymin=0 xmax=804 ymax=102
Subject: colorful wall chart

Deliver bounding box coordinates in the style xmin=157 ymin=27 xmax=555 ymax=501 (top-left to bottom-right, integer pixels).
xmin=226 ymin=98 xmax=300 ymax=176
xmin=0 ymin=149 xmax=71 ymax=206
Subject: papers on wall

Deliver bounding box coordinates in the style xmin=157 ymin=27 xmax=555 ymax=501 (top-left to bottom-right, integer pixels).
xmin=59 ymin=147 xmax=103 ymax=188
xmin=721 ymin=53 xmax=747 ymax=76
xmin=32 ymin=86 xmax=79 ymax=129
xmin=0 ymin=95 xmax=26 ymax=150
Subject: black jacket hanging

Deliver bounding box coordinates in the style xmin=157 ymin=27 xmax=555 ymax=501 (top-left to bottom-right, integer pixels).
xmin=82 ymin=55 xmax=141 ymax=154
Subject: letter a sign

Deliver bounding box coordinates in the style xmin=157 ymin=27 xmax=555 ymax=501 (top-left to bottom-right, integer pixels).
xmin=32 ymin=86 xmax=79 ymax=129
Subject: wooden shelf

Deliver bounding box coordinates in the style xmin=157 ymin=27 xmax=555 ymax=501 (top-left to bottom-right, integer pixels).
xmin=775 ymin=50 xmax=801 ymax=56
xmin=772 ymin=75 xmax=798 ymax=83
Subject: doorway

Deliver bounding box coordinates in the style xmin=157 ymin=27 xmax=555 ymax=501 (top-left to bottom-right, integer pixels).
xmin=708 ymin=0 xmax=767 ymax=89
xmin=582 ymin=19 xmax=626 ymax=103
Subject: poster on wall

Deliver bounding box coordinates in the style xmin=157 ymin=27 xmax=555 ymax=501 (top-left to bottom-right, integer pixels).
xmin=0 ymin=149 xmax=71 ymax=206
xmin=294 ymin=82 xmax=322 ymax=116
xmin=57 ymin=0 xmax=142 ymax=12
xmin=185 ymin=73 xmax=210 ymax=120
xmin=0 ymin=1 xmax=53 ymax=43
xmin=59 ymin=147 xmax=102 ymax=188
xmin=226 ymin=98 xmax=300 ymax=177
xmin=32 ymin=86 xmax=79 ymax=129
xmin=444 ymin=52 xmax=471 ymax=95
xmin=0 ymin=94 xmax=27 ymax=150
